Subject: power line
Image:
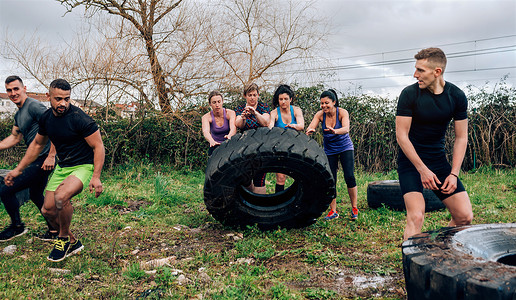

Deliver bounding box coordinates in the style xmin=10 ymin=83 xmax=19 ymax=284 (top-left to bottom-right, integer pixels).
xmin=348 ymin=75 xmax=515 ymax=93
xmin=299 ymin=66 xmax=516 ymax=83
xmin=307 ymin=34 xmax=516 ymax=63
xmin=269 ymin=45 xmax=516 ymax=75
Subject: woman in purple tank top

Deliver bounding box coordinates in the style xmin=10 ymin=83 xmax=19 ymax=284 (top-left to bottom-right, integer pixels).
xmin=201 ymin=90 xmax=236 ymax=156
xmin=306 ymin=89 xmax=358 ymax=221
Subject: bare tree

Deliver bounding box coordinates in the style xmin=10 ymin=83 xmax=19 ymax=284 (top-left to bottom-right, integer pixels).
xmin=3 ymin=0 xmax=330 ymax=114
xmin=206 ymin=0 xmax=327 ymax=88
xmin=57 ymin=0 xmax=194 ymax=113
xmin=2 ymin=20 xmax=152 ymax=116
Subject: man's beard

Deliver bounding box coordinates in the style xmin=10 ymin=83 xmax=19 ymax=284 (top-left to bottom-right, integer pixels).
xmin=52 ymin=105 xmax=69 ymax=116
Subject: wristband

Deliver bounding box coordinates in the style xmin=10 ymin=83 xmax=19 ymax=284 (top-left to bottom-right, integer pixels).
xmin=450 ymin=173 xmax=459 ymax=178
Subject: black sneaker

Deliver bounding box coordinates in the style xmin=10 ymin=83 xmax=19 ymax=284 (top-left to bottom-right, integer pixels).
xmin=47 ymin=237 xmax=71 ymax=262
xmin=66 ymin=239 xmax=84 ymax=258
xmin=36 ymin=230 xmax=59 ymax=242
xmin=0 ymin=224 xmax=27 ymax=242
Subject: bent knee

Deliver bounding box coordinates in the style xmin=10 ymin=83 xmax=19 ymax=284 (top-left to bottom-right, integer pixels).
xmin=41 ymin=206 xmax=54 ymax=218
xmin=454 ymin=212 xmax=473 ymax=225
xmin=407 ymin=211 xmax=425 ymax=225
xmin=53 ymin=193 xmax=71 ymax=210
xmin=344 ymin=176 xmax=356 ymax=187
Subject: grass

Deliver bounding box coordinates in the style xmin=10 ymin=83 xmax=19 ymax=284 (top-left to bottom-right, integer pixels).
xmin=0 ymin=163 xmax=514 ymax=299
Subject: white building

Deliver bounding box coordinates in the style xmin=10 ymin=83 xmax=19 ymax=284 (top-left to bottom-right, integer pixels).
xmin=0 ymin=92 xmax=18 ymax=118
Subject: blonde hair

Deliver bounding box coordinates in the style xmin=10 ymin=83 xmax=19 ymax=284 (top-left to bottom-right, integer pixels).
xmin=243 ymin=82 xmax=259 ymax=96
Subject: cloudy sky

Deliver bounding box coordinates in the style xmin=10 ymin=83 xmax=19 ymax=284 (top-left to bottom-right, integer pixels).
xmin=1 ymin=0 xmax=515 ymax=99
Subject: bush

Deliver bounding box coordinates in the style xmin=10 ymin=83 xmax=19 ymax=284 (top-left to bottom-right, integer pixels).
xmin=1 ymin=80 xmax=514 ymax=172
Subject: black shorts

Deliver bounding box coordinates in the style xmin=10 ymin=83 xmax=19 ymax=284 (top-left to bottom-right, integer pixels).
xmin=397 ymin=151 xmax=465 ymax=201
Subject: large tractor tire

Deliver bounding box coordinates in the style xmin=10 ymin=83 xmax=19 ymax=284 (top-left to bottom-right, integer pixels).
xmin=367 ymin=180 xmax=445 ymax=212
xmin=203 ymin=127 xmax=335 ymax=230
xmin=0 ymin=169 xmax=30 ymax=205
xmin=402 ymin=223 xmax=516 ymax=300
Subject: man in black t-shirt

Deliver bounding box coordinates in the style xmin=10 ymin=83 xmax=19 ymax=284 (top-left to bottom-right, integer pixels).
xmin=5 ymin=79 xmax=105 ymax=262
xmin=396 ymin=48 xmax=473 ymax=241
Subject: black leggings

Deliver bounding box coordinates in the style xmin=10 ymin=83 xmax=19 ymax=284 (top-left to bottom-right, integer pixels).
xmin=327 ymin=150 xmax=357 ymax=189
xmin=0 ymin=156 xmax=53 ymax=228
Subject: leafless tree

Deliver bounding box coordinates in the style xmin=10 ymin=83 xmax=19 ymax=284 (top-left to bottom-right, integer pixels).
xmin=2 ymin=20 xmax=152 ymax=116
xmin=3 ymin=0 xmax=329 ymax=114
xmin=206 ymin=0 xmax=328 ymax=88
xmin=57 ymin=0 xmax=210 ymax=113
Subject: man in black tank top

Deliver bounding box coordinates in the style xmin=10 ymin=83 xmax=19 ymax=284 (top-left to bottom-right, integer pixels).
xmin=396 ymin=48 xmax=473 ymax=241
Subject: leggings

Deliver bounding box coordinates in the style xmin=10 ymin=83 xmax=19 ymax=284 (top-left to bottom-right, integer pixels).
xmin=326 ymin=150 xmax=357 ymax=189
xmin=0 ymin=156 xmax=53 ymax=228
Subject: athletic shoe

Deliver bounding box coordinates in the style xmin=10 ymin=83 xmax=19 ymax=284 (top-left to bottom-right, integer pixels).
xmin=66 ymin=239 xmax=84 ymax=258
xmin=350 ymin=207 xmax=359 ymax=221
xmin=324 ymin=210 xmax=339 ymax=220
xmin=36 ymin=230 xmax=59 ymax=242
xmin=47 ymin=237 xmax=71 ymax=262
xmin=0 ymin=223 xmax=27 ymax=242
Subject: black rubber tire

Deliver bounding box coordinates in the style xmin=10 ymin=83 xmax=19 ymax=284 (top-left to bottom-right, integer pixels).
xmin=367 ymin=180 xmax=445 ymax=212
xmin=0 ymin=169 xmax=30 ymax=206
xmin=203 ymin=127 xmax=335 ymax=230
xmin=402 ymin=223 xmax=516 ymax=300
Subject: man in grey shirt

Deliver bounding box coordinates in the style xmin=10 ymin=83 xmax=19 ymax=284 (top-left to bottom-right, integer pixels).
xmin=0 ymin=76 xmax=56 ymax=241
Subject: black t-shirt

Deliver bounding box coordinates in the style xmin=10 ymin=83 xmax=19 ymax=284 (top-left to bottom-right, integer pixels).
xmin=396 ymin=82 xmax=467 ymax=154
xmin=39 ymin=105 xmax=99 ymax=167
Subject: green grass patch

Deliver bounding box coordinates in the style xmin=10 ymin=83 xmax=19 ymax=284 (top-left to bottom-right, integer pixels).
xmin=0 ymin=165 xmax=513 ymax=299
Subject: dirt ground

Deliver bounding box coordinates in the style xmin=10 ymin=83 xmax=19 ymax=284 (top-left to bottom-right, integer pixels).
xmin=108 ymin=200 xmax=407 ymax=299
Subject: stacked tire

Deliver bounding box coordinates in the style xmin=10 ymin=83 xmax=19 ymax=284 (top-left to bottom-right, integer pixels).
xmin=203 ymin=127 xmax=335 ymax=230
xmin=367 ymin=180 xmax=445 ymax=212
xmin=402 ymin=223 xmax=516 ymax=299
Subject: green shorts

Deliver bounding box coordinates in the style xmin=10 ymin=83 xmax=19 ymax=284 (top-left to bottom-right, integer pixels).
xmin=46 ymin=164 xmax=94 ymax=192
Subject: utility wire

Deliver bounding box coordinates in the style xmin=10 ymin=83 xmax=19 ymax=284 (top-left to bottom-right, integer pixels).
xmin=296 ymin=66 xmax=516 ymax=83
xmin=268 ymin=45 xmax=516 ymax=75
xmin=291 ymin=34 xmax=516 ymax=64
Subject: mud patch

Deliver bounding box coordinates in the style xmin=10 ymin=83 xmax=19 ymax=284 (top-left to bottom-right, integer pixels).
xmin=115 ymin=198 xmax=151 ymax=214
xmin=287 ymin=270 xmax=402 ymax=298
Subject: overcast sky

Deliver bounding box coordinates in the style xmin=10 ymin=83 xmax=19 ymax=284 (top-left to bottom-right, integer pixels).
xmin=1 ymin=0 xmax=515 ymax=99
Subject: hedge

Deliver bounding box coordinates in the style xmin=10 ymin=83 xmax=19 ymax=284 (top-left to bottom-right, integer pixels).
xmin=1 ymin=81 xmax=514 ymax=172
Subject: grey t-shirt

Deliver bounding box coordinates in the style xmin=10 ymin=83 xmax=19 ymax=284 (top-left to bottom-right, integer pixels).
xmin=14 ymin=97 xmax=50 ymax=156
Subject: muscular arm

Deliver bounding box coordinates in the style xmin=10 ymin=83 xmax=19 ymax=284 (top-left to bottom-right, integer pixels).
xmin=235 ymin=114 xmax=245 ymax=129
xmin=4 ymin=133 xmax=48 ymax=185
xmin=441 ymin=119 xmax=468 ymax=194
xmin=288 ymin=106 xmax=305 ymax=131
xmin=201 ymin=113 xmax=219 ymax=147
xmin=268 ymin=109 xmax=278 ymax=129
xmin=226 ymin=109 xmax=237 ymax=139
xmin=252 ymin=108 xmax=270 ymax=127
xmin=0 ymin=126 xmax=23 ymax=150
xmin=451 ymin=119 xmax=468 ymax=174
xmin=306 ymin=111 xmax=322 ymax=135
xmin=84 ymin=130 xmax=105 ymax=198
xmin=42 ymin=142 xmax=57 ymax=171
xmin=396 ymin=116 xmax=440 ymax=190
xmin=332 ymin=108 xmax=350 ymax=135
